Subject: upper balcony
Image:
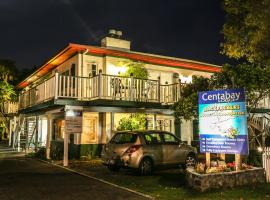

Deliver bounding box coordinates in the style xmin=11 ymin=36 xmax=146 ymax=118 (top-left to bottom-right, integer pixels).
xmin=18 ymin=71 xmax=184 ymax=111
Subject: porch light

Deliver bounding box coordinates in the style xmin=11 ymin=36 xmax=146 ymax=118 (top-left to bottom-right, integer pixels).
xmin=180 ymin=75 xmax=192 ymax=83
xmin=66 ymin=110 xmax=76 ymax=117
xmin=107 ymin=63 xmax=127 ymax=75
xmin=258 ymin=146 xmax=263 ymax=152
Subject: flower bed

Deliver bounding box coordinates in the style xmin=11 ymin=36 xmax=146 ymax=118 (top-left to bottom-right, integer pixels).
xmin=195 ymin=161 xmax=252 ymax=174
xmin=186 ymin=167 xmax=265 ymax=192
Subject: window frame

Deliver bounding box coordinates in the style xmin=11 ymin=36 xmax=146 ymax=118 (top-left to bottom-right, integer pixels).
xmin=161 ymin=132 xmax=180 ymax=145
xmin=142 ymin=132 xmax=163 ymax=145
xmin=110 ymin=132 xmax=138 ymax=144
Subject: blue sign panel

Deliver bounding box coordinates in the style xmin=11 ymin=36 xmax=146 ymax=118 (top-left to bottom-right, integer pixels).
xmin=199 ymin=88 xmax=249 ymax=155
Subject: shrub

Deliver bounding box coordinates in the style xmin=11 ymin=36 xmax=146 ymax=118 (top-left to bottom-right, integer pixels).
xmin=246 ymin=150 xmax=262 ymax=167
xmin=35 ymin=147 xmax=46 ymax=160
xmin=50 ymin=142 xmax=64 ymax=160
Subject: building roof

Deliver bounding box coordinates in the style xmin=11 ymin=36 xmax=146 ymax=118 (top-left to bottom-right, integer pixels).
xmin=17 ymin=43 xmax=221 ymax=89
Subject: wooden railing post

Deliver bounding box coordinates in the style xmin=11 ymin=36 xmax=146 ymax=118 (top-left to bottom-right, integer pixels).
xmin=98 ymin=69 xmax=103 ymax=99
xmin=54 ymin=72 xmax=59 ymax=99
xmin=157 ymin=76 xmax=161 ymax=103
xmin=165 ymin=81 xmax=168 ymax=103
xmin=130 ymin=73 xmax=134 ymax=101
xmin=178 ymin=78 xmax=182 ymax=101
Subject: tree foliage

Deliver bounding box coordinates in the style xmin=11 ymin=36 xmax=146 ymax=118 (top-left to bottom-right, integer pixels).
xmin=117 ymin=113 xmax=147 ymax=131
xmin=173 ymin=63 xmax=270 ymax=122
xmin=0 ymin=59 xmax=17 ymax=134
xmin=172 ymin=76 xmax=213 ymax=122
xmin=222 ymin=0 xmax=270 ymax=65
xmin=118 ymin=60 xmax=149 ymax=79
xmin=116 ymin=60 xmax=149 ymax=130
xmin=212 ymin=63 xmax=270 ymax=110
xmin=0 ymin=59 xmax=16 ymax=82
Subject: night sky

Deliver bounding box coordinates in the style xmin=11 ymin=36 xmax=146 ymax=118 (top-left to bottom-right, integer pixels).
xmin=0 ymin=0 xmax=229 ymax=70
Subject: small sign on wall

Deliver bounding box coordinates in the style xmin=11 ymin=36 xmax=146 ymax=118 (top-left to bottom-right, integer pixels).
xmin=65 ymin=106 xmax=83 ymax=134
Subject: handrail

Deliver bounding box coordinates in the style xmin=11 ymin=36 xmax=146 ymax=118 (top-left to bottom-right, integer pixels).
xmin=19 ymin=75 xmax=56 ymax=95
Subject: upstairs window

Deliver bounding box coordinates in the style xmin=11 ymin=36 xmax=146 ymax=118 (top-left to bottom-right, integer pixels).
xmin=87 ymin=63 xmax=97 ymax=77
xmin=71 ymin=64 xmax=76 ymax=76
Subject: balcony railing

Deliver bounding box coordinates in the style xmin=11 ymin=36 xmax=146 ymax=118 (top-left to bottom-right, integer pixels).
xmin=257 ymin=96 xmax=270 ymax=109
xmin=19 ymin=75 xmax=56 ymax=109
xmin=19 ymin=72 xmax=184 ymax=110
xmin=3 ymin=102 xmax=18 ymax=114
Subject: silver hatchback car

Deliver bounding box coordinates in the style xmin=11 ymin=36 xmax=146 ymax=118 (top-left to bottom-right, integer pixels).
xmin=101 ymin=130 xmax=197 ymax=175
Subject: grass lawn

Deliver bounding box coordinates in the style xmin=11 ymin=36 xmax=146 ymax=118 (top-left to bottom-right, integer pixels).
xmin=68 ymin=160 xmax=270 ymax=200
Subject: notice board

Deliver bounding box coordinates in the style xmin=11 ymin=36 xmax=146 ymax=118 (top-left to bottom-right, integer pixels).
xmin=199 ymin=88 xmax=249 ymax=155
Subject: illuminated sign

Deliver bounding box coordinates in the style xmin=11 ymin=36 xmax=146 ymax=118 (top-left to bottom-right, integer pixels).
xmin=199 ymin=88 xmax=249 ymax=155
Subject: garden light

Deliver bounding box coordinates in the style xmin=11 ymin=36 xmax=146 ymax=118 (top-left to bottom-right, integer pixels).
xmin=257 ymin=146 xmax=263 ymax=152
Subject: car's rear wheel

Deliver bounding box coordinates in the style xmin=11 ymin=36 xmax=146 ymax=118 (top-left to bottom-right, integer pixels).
xmin=138 ymin=157 xmax=153 ymax=175
xmin=108 ymin=165 xmax=120 ymax=172
xmin=184 ymin=154 xmax=197 ymax=169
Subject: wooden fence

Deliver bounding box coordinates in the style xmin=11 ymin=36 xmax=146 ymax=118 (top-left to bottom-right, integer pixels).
xmin=263 ymin=147 xmax=270 ymax=182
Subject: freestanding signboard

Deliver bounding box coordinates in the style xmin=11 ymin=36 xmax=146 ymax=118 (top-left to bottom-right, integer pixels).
xmin=199 ymin=88 xmax=249 ymax=155
xmin=65 ymin=109 xmax=83 ymax=134
xmin=64 ymin=106 xmax=83 ymax=166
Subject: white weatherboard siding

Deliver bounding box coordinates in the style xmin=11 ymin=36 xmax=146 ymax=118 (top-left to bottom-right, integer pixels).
xmin=56 ymin=54 xmax=79 ymax=75
xmin=82 ymin=54 xmax=104 ymax=76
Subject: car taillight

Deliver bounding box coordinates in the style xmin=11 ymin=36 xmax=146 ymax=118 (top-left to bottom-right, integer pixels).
xmin=125 ymin=145 xmax=142 ymax=154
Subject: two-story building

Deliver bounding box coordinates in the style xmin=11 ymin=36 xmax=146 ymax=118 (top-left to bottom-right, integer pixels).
xmin=11 ymin=30 xmax=222 ymax=160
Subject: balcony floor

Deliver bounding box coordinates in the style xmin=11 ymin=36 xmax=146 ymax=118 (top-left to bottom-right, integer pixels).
xmin=18 ymin=98 xmax=171 ymax=114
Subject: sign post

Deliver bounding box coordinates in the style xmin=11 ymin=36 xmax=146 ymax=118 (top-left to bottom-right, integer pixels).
xmin=199 ymin=88 xmax=249 ymax=170
xmin=64 ymin=106 xmax=82 ymax=166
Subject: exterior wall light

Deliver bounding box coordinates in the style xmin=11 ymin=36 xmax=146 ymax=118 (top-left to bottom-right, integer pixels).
xmin=258 ymin=146 xmax=263 ymax=152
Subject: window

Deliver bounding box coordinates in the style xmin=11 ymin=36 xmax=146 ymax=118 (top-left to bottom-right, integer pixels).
xmin=144 ymin=133 xmax=162 ymax=145
xmin=92 ymin=64 xmax=97 ymax=76
xmin=162 ymin=133 xmax=179 ymax=144
xmin=87 ymin=63 xmax=97 ymax=77
xmin=71 ymin=64 xmax=76 ymax=76
xmin=110 ymin=133 xmax=137 ymax=144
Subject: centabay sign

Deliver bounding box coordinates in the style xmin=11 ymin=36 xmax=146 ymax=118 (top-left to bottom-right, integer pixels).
xmin=198 ymin=88 xmax=249 ymax=155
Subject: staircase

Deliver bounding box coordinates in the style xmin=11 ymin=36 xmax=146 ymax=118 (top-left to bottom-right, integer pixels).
xmin=248 ymin=113 xmax=270 ymax=149
xmin=12 ymin=115 xmax=37 ymax=152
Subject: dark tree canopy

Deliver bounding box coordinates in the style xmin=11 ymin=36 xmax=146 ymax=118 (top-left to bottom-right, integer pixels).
xmin=0 ymin=59 xmax=17 ymax=83
xmin=222 ymin=0 xmax=270 ymax=66
xmin=173 ymin=63 xmax=270 ymax=122
xmin=172 ymin=76 xmax=212 ymax=122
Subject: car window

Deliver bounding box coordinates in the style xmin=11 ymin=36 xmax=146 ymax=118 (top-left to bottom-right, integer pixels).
xmin=162 ymin=133 xmax=179 ymax=144
xmin=110 ymin=133 xmax=137 ymax=144
xmin=144 ymin=133 xmax=162 ymax=145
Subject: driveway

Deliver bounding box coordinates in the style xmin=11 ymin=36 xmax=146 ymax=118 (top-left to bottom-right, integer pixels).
xmin=0 ymin=141 xmax=148 ymax=200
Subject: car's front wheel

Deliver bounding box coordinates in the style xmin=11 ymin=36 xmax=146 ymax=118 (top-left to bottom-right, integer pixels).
xmin=184 ymin=154 xmax=197 ymax=169
xmin=138 ymin=158 xmax=153 ymax=175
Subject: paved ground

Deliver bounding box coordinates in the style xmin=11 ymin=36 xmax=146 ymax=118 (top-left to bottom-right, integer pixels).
xmin=0 ymin=141 xmax=148 ymax=200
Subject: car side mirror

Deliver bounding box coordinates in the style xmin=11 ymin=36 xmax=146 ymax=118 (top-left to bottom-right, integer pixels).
xmin=179 ymin=141 xmax=185 ymax=148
